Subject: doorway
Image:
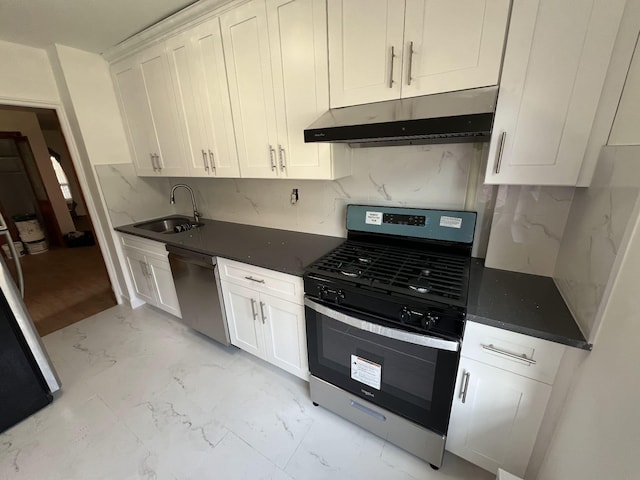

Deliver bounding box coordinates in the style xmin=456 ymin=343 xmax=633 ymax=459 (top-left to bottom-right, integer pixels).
xmin=0 ymin=105 xmax=117 ymax=336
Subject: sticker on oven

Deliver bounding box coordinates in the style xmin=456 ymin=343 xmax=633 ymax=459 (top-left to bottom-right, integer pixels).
xmin=439 ymin=216 xmax=462 ymax=229
xmin=365 ymin=211 xmax=383 ymax=226
xmin=351 ymin=355 xmax=381 ymax=390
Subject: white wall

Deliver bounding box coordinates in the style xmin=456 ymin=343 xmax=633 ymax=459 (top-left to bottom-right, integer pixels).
xmin=49 ymin=45 xmax=132 ymax=166
xmin=0 ymin=40 xmax=59 ymax=104
xmin=535 ymin=201 xmax=640 ymax=480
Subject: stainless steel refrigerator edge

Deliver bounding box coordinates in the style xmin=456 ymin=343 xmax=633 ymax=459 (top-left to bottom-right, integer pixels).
xmin=0 ymin=255 xmax=61 ymax=394
xmin=167 ymin=246 xmax=231 ymax=346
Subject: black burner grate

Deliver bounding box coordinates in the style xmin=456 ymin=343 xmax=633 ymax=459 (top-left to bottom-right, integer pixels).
xmin=306 ymin=240 xmax=469 ymax=307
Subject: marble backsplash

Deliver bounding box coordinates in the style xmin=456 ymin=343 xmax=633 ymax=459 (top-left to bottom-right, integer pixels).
xmin=94 ymin=163 xmax=176 ymax=226
xmin=554 ymin=145 xmax=640 ymax=339
xmin=484 ymin=185 xmax=575 ymax=276
xmin=170 ymin=143 xmax=484 ymax=238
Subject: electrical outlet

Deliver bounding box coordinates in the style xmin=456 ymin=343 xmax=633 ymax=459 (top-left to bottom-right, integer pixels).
xmin=291 ymin=188 xmax=299 ymax=205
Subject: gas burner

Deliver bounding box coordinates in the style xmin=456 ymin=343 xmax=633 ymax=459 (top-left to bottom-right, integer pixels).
xmin=408 ymin=277 xmax=432 ymax=294
xmin=340 ymin=263 xmax=363 ymax=278
xmin=357 ymin=256 xmax=372 ymax=264
xmin=421 ymin=268 xmax=431 ymax=276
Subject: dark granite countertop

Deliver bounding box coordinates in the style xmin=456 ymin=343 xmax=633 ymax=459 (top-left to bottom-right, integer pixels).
xmin=115 ymin=216 xmax=345 ymax=277
xmin=467 ymin=258 xmax=591 ymax=350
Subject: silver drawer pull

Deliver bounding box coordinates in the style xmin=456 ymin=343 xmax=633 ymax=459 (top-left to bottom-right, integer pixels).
xmin=460 ymin=371 xmax=470 ymax=404
xmin=259 ymin=301 xmax=266 ymax=324
xmin=250 ymin=298 xmax=258 ymax=320
xmin=245 ymin=276 xmax=265 ymax=284
xmin=350 ymin=400 xmax=386 ymax=422
xmin=481 ymin=343 xmax=537 ymax=365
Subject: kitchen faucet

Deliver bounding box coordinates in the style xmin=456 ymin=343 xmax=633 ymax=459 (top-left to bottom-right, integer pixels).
xmin=170 ymin=184 xmax=200 ymax=224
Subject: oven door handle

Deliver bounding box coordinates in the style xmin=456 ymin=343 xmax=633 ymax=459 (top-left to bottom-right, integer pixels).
xmin=304 ymin=298 xmax=460 ymax=352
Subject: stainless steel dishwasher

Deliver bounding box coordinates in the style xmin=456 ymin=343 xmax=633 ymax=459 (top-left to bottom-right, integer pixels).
xmin=167 ymin=245 xmax=230 ymax=346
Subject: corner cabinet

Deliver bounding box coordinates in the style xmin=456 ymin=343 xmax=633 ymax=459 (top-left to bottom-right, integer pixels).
xmin=218 ymin=258 xmax=308 ymax=380
xmin=484 ymin=0 xmax=626 ymax=186
xmin=221 ymin=0 xmax=351 ymax=180
xmin=446 ymin=322 xmax=566 ymax=477
xmin=327 ymin=0 xmax=510 ymax=108
xmin=111 ymin=48 xmax=190 ymax=177
xmin=119 ymin=234 xmax=181 ymax=317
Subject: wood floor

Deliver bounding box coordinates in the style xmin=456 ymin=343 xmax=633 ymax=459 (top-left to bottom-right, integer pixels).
xmin=19 ymin=244 xmax=116 ymax=336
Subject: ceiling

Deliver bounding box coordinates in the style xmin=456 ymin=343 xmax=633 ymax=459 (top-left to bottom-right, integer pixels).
xmin=0 ymin=0 xmax=201 ymax=54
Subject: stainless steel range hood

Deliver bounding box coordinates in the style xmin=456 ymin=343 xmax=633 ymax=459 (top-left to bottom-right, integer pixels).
xmin=304 ymin=86 xmax=498 ymax=148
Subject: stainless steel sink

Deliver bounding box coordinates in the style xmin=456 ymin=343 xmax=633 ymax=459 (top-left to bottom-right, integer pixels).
xmin=133 ymin=216 xmax=203 ymax=234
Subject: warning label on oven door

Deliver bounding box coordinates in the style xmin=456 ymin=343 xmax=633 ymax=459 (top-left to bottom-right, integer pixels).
xmin=351 ymin=355 xmax=381 ymax=390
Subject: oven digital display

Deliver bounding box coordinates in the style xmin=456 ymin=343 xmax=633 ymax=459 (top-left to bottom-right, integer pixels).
xmin=382 ymin=213 xmax=426 ymax=227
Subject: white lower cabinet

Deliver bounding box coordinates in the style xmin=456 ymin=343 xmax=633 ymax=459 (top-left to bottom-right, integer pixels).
xmin=218 ymin=257 xmax=308 ymax=380
xmin=222 ymin=281 xmax=308 ymax=380
xmin=447 ymin=357 xmax=552 ymax=476
xmin=120 ymin=234 xmax=181 ymax=317
xmin=447 ymin=321 xmax=565 ymax=476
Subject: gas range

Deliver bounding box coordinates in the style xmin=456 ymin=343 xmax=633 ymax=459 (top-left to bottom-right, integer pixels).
xmin=304 ymin=207 xmax=476 ymax=340
xmin=303 ymin=205 xmax=477 ymax=469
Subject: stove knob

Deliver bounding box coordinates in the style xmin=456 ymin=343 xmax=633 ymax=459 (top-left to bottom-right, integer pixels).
xmin=338 ymin=289 xmax=345 ymax=300
xmin=317 ymin=285 xmax=327 ymax=299
xmin=422 ymin=313 xmax=438 ymax=330
xmin=399 ymin=307 xmax=412 ymax=323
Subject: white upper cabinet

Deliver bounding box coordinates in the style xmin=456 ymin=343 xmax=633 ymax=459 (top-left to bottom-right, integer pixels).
xmin=268 ymin=0 xmax=341 ymax=179
xmin=166 ymin=18 xmax=240 ymax=178
xmin=221 ymin=0 xmax=280 ymax=178
xmin=327 ymin=0 xmax=510 ymax=108
xmin=222 ymin=0 xmax=350 ymax=180
xmin=402 ymin=0 xmax=510 ymax=98
xmin=328 ymin=0 xmax=405 ymax=107
xmin=112 ymin=46 xmax=190 ymax=177
xmin=484 ymin=0 xmax=626 ymax=186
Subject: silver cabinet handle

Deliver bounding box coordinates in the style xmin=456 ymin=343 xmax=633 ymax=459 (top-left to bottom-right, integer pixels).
xmin=388 ymin=45 xmax=396 ymax=88
xmin=154 ymin=153 xmax=162 ymax=172
xmin=494 ymin=132 xmax=506 ymax=174
xmin=278 ymin=145 xmax=286 ymax=171
xmin=208 ymin=150 xmax=216 ymax=174
xmin=407 ymin=41 xmax=414 ymax=86
xmin=259 ymin=301 xmax=266 ymax=324
xmin=481 ymin=343 xmax=537 ymax=365
xmin=150 ymin=153 xmax=157 ymax=172
xmin=141 ymin=261 xmax=150 ymax=277
xmin=269 ymin=145 xmax=277 ymax=171
xmin=244 ymin=276 xmax=265 ymax=284
xmin=202 ymin=149 xmax=209 ymax=172
xmin=250 ymin=298 xmax=258 ymax=320
xmin=460 ymin=371 xmax=470 ymax=404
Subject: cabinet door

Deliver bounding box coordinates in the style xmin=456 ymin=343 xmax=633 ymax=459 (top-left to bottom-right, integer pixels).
xmin=221 ymin=0 xmax=279 ymax=178
xmin=166 ymin=31 xmax=212 ymax=177
xmin=327 ymin=0 xmax=405 ymax=107
xmin=260 ymin=292 xmax=308 ymax=380
xmin=267 ymin=0 xmax=333 ymax=179
xmin=221 ymin=281 xmax=265 ymax=358
xmin=122 ymin=248 xmax=156 ymax=304
xmin=402 ymin=0 xmax=509 ymax=98
xmin=193 ymin=18 xmax=241 ymax=178
xmin=112 ymin=58 xmax=157 ymax=176
xmin=138 ymin=45 xmax=190 ymax=177
xmin=484 ymin=0 xmax=625 ymax=185
xmin=446 ymin=357 xmax=552 ymax=476
xmin=146 ymin=256 xmax=181 ymax=318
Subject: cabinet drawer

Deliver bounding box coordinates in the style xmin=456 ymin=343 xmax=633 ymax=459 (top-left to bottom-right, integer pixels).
xmin=217 ymin=257 xmax=303 ymax=304
xmin=462 ymin=321 xmax=565 ymax=385
xmin=120 ymin=233 xmax=168 ymax=258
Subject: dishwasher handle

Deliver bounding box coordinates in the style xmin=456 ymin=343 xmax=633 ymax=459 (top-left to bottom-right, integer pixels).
xmin=166 ymin=245 xmax=215 ymax=270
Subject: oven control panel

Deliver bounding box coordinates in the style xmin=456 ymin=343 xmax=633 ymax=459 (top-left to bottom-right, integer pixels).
xmin=346 ymin=204 xmax=477 ymax=244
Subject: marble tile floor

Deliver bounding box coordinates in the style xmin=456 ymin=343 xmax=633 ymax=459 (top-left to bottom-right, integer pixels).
xmin=0 ymin=305 xmax=493 ymax=480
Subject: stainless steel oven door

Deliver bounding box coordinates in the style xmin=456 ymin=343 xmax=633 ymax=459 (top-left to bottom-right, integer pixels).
xmin=304 ymin=297 xmax=460 ymax=435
